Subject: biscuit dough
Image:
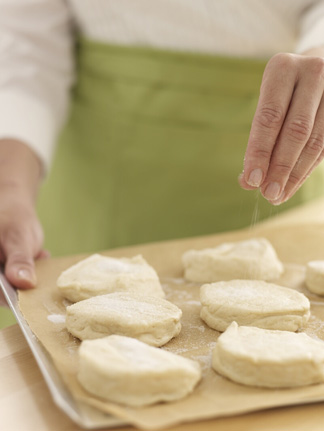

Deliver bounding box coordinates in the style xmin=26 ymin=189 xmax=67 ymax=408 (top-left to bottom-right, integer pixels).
xmin=212 ymin=322 xmax=324 ymax=388
xmin=66 ymin=292 xmax=182 ymax=346
xmin=200 ymin=280 xmax=310 ymax=332
xmin=182 ymin=238 xmax=283 ymax=283
xmin=306 ymin=260 xmax=324 ymax=296
xmin=57 ymin=254 xmax=165 ymax=302
xmin=78 ymin=335 xmax=202 ymax=406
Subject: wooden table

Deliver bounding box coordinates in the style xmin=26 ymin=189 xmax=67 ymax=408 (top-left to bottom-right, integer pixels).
xmin=2 ymin=197 xmax=324 ymax=431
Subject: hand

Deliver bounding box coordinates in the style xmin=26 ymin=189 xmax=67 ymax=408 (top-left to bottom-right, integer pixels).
xmin=0 ymin=140 xmax=47 ymax=306
xmin=0 ymin=199 xmax=47 ymax=306
xmin=239 ymin=47 xmax=324 ymax=205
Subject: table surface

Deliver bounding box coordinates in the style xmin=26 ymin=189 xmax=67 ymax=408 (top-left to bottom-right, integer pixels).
xmin=2 ymin=197 xmax=324 ymax=431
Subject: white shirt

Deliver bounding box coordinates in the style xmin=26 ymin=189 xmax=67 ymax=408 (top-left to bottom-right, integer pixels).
xmin=0 ymin=0 xmax=324 ymax=172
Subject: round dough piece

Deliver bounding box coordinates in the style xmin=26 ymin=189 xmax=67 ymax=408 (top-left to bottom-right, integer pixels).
xmin=78 ymin=335 xmax=202 ymax=406
xmin=212 ymin=322 xmax=324 ymax=388
xmin=182 ymin=237 xmax=283 ymax=283
xmin=200 ymin=280 xmax=310 ymax=332
xmin=66 ymin=292 xmax=182 ymax=346
xmin=306 ymin=260 xmax=324 ymax=295
xmin=57 ymin=254 xmax=165 ymax=302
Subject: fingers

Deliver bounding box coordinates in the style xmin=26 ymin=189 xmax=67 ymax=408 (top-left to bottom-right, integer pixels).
xmin=1 ymin=244 xmax=49 ymax=291
xmin=260 ymin=59 xmax=324 ymax=201
xmin=36 ymin=249 xmax=51 ymax=260
xmin=271 ymin=97 xmax=324 ymax=204
xmin=0 ymin=206 xmax=45 ymax=290
xmin=0 ymin=141 xmax=44 ymax=289
xmin=242 ymin=53 xmax=297 ymax=189
xmin=2 ymin=228 xmax=38 ymax=289
xmin=241 ymin=53 xmax=324 ymax=204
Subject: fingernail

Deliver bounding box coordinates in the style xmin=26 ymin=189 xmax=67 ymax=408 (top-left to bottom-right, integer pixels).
xmin=247 ymin=168 xmax=263 ymax=187
xmin=18 ymin=269 xmax=36 ymax=285
xmin=272 ymin=191 xmax=286 ymax=206
xmin=264 ymin=182 xmax=281 ymax=200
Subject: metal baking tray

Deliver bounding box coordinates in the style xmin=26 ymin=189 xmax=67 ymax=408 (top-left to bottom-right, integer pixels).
xmin=0 ymin=272 xmax=127 ymax=429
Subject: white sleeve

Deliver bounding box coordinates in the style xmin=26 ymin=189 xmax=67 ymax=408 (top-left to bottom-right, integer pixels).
xmin=0 ymin=0 xmax=75 ymax=174
xmin=296 ymin=1 xmax=324 ymax=54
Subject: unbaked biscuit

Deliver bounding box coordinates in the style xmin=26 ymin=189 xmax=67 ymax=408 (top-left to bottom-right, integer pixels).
xmin=57 ymin=254 xmax=164 ymax=302
xmin=306 ymin=260 xmax=324 ymax=296
xmin=66 ymin=292 xmax=182 ymax=346
xmin=212 ymin=322 xmax=324 ymax=388
xmin=182 ymin=238 xmax=283 ymax=283
xmin=78 ymin=335 xmax=202 ymax=406
xmin=200 ymin=279 xmax=310 ymax=332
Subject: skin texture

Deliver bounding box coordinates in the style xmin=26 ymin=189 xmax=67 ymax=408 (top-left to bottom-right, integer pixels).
xmin=240 ymin=46 xmax=324 ymax=205
xmin=0 ymin=139 xmax=47 ymax=305
xmin=1 ymin=48 xmax=324 ymax=297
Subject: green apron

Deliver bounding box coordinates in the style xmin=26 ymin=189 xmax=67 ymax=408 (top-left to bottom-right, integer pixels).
xmin=38 ymin=39 xmax=324 ymax=256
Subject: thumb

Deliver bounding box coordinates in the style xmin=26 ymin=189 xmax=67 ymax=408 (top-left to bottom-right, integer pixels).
xmin=4 ymin=239 xmax=37 ymax=289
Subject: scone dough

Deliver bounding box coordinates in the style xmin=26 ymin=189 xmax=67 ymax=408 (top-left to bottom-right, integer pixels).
xmin=200 ymin=280 xmax=310 ymax=332
xmin=182 ymin=238 xmax=283 ymax=283
xmin=57 ymin=254 xmax=165 ymax=302
xmin=212 ymin=322 xmax=324 ymax=388
xmin=66 ymin=292 xmax=182 ymax=346
xmin=78 ymin=335 xmax=202 ymax=406
xmin=306 ymin=260 xmax=324 ymax=295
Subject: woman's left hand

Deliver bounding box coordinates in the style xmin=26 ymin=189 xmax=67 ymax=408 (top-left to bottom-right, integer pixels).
xmin=239 ymin=47 xmax=324 ymax=205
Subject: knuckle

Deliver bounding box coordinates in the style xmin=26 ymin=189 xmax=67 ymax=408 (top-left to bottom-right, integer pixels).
xmin=272 ymin=161 xmax=292 ymax=177
xmin=0 ymin=225 xmax=35 ymax=255
xmin=256 ymin=104 xmax=285 ymax=130
xmin=0 ymin=227 xmax=21 ymax=246
xmin=286 ymin=171 xmax=300 ymax=187
xmin=268 ymin=53 xmax=295 ymax=70
xmin=8 ymin=251 xmax=33 ymax=267
xmin=249 ymin=146 xmax=272 ymax=161
xmin=305 ymin=133 xmax=324 ymax=156
xmin=309 ymin=57 xmax=324 ymax=80
xmin=0 ymin=210 xmax=43 ymax=249
xmin=285 ymin=115 xmax=312 ymax=142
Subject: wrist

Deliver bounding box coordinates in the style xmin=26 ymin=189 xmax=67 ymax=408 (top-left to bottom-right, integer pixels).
xmin=0 ymin=139 xmax=42 ymax=204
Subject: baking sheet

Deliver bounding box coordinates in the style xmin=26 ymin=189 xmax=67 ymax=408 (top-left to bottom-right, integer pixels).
xmin=16 ymin=248 xmax=324 ymax=431
xmin=0 ymin=271 xmax=126 ymax=429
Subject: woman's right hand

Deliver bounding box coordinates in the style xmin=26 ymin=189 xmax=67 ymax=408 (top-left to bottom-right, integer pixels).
xmin=0 ymin=139 xmax=46 ymax=306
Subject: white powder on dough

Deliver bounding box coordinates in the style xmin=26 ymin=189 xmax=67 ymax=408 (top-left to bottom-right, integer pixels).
xmin=96 ymin=257 xmax=143 ymax=273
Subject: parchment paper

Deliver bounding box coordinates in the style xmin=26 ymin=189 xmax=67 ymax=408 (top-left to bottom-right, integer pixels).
xmin=18 ymin=227 xmax=324 ymax=430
